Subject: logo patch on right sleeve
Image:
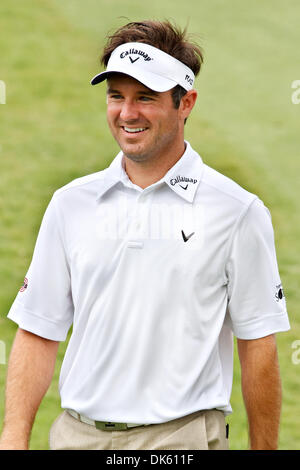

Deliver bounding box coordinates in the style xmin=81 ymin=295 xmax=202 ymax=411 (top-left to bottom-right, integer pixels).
xmin=275 ymin=284 xmax=285 ymax=302
xmin=20 ymin=277 xmax=28 ymax=292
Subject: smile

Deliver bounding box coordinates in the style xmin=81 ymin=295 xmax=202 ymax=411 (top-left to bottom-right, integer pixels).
xmin=122 ymin=126 xmax=148 ymax=134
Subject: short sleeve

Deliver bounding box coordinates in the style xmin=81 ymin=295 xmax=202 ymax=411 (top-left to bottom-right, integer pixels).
xmin=225 ymin=198 xmax=290 ymax=339
xmin=7 ymin=194 xmax=74 ymax=341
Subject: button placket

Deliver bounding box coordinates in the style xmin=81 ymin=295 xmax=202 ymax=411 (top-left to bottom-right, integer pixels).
xmin=127 ymin=190 xmax=151 ymax=248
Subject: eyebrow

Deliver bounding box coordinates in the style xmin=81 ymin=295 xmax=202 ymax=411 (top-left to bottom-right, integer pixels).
xmin=106 ymin=88 xmax=159 ymax=97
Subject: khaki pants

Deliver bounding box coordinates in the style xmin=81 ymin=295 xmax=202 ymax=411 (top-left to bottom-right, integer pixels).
xmin=49 ymin=409 xmax=229 ymax=450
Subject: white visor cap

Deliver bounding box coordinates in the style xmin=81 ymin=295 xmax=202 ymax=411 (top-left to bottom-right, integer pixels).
xmin=90 ymin=42 xmax=195 ymax=92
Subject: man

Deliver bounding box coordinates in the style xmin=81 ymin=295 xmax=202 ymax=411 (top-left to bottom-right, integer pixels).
xmin=0 ymin=20 xmax=290 ymax=450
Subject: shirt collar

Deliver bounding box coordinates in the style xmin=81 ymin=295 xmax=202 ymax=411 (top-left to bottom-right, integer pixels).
xmin=162 ymin=141 xmax=203 ymax=202
xmin=96 ymin=141 xmax=204 ymax=203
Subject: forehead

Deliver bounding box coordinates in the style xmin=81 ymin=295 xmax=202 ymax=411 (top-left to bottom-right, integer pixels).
xmin=107 ymin=72 xmax=149 ymax=88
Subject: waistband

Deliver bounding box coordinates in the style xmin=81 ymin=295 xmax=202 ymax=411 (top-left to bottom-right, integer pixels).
xmin=67 ymin=409 xmax=152 ymax=431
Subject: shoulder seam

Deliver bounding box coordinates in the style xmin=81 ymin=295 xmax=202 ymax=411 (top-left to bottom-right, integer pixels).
xmin=54 ymin=171 xmax=107 ymax=197
xmin=201 ymin=165 xmax=256 ymax=205
xmin=51 ymin=195 xmax=72 ymax=269
xmin=223 ymin=196 xmax=259 ymax=282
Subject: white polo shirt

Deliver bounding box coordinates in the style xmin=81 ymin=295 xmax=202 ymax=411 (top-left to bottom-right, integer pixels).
xmin=7 ymin=141 xmax=290 ymax=423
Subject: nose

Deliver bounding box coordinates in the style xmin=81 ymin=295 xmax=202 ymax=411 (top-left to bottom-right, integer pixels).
xmin=119 ymin=99 xmax=140 ymax=122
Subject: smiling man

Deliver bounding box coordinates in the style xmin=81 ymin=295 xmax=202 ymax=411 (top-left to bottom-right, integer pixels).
xmin=0 ymin=20 xmax=290 ymax=451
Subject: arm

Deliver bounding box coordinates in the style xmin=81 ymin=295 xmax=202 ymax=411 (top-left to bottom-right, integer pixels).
xmin=237 ymin=334 xmax=282 ymax=450
xmin=0 ymin=328 xmax=59 ymax=450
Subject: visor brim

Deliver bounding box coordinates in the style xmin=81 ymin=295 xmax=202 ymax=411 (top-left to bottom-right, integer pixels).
xmin=90 ymin=68 xmax=178 ymax=92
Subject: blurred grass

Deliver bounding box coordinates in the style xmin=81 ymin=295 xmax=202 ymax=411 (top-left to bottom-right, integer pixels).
xmin=0 ymin=0 xmax=299 ymax=450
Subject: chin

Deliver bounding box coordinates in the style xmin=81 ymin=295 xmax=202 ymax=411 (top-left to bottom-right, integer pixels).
xmin=119 ymin=143 xmax=150 ymax=161
xmin=122 ymin=151 xmax=149 ymax=162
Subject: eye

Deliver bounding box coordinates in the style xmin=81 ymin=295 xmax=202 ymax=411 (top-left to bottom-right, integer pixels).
xmin=139 ymin=96 xmax=153 ymax=102
xmin=109 ymin=94 xmax=123 ymax=100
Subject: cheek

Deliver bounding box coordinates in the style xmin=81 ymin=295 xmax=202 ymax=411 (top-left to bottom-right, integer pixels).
xmin=106 ymin=108 xmax=119 ymax=131
xmin=107 ymin=104 xmax=120 ymax=121
xmin=159 ymin=110 xmax=179 ymax=131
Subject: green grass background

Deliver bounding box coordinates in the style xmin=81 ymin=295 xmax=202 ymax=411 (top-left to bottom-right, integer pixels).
xmin=0 ymin=0 xmax=299 ymax=450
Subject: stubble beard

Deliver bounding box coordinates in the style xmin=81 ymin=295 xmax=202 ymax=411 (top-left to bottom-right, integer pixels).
xmin=119 ymin=123 xmax=180 ymax=165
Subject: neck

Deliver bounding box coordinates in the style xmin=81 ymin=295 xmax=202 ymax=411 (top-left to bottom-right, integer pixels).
xmin=123 ymin=141 xmax=186 ymax=189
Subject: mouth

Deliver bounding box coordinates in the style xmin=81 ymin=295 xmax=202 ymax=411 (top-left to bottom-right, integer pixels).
xmin=121 ymin=126 xmax=148 ymax=135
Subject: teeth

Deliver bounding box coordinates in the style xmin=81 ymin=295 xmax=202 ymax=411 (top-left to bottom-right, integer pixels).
xmin=124 ymin=127 xmax=146 ymax=133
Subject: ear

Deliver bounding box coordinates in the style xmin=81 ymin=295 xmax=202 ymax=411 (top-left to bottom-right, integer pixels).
xmin=180 ymin=89 xmax=198 ymax=121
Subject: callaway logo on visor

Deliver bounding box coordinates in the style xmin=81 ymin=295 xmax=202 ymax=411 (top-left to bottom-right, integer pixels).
xmin=120 ymin=48 xmax=153 ymax=62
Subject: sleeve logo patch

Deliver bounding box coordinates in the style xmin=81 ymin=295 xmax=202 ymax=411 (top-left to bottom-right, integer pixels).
xmin=275 ymin=284 xmax=285 ymax=302
xmin=20 ymin=277 xmax=28 ymax=292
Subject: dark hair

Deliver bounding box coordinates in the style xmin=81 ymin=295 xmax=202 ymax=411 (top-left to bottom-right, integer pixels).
xmin=101 ymin=20 xmax=204 ymax=109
